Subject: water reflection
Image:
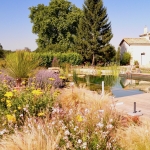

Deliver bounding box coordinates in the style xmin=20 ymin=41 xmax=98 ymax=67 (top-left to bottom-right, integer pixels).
xmin=76 ymin=75 xmax=150 ymax=97
xmin=76 ymin=75 xmax=118 ymax=93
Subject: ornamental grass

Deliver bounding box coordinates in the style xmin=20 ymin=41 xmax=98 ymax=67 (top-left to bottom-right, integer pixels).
xmin=0 ymin=83 xmax=148 ymax=150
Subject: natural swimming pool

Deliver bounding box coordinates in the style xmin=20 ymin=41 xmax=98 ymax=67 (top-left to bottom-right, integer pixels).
xmin=74 ymin=75 xmax=149 ymax=98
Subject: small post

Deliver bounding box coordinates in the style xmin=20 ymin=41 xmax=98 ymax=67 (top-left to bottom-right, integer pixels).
xmin=133 ymin=102 xmax=137 ymax=113
xmin=102 ymin=81 xmax=104 ymax=95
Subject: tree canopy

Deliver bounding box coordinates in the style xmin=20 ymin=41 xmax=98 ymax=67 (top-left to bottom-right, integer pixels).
xmin=76 ymin=0 xmax=113 ymax=65
xmin=29 ymin=0 xmax=82 ymax=52
xmin=0 ymin=43 xmax=4 ymax=58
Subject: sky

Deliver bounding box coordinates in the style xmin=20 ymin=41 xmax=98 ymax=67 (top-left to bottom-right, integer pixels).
xmin=1 ymin=0 xmax=150 ymax=51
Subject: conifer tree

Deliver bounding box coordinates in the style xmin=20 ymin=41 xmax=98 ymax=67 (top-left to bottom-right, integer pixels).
xmin=76 ymin=0 xmax=113 ymax=65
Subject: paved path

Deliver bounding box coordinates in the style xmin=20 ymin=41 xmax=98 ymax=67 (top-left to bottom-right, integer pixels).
xmin=114 ymin=93 xmax=150 ymax=117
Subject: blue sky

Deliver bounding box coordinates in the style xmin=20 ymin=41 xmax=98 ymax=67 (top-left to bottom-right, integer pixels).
xmin=0 ymin=0 xmax=150 ymax=51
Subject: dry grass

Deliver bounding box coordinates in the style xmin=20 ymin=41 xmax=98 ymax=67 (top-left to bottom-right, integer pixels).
xmin=1 ymin=86 xmax=149 ymax=149
xmin=117 ymin=116 xmax=150 ymax=150
xmin=0 ymin=118 xmax=61 ymax=150
xmin=59 ymin=86 xmax=111 ymax=110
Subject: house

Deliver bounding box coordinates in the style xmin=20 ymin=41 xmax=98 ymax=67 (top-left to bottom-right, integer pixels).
xmin=119 ymin=27 xmax=150 ymax=66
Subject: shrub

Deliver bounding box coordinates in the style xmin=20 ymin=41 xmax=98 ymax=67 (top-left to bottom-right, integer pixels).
xmin=120 ymin=52 xmax=131 ymax=65
xmin=134 ymin=60 xmax=139 ymax=66
xmin=0 ymin=82 xmax=59 ymax=130
xmin=5 ymin=50 xmax=40 ymax=80
xmin=33 ymin=52 xmax=83 ymax=68
xmin=28 ymin=69 xmax=66 ymax=89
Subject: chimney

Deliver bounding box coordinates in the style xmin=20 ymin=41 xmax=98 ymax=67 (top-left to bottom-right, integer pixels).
xmin=144 ymin=26 xmax=148 ymax=34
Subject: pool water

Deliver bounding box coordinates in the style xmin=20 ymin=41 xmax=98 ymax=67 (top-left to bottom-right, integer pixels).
xmin=75 ymin=75 xmax=147 ymax=98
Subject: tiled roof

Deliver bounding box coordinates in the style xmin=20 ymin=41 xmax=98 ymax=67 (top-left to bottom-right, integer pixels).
xmin=119 ymin=38 xmax=150 ymax=46
xmin=139 ymin=33 xmax=150 ymax=37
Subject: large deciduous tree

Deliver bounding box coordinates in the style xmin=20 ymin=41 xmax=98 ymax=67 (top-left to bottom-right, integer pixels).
xmin=29 ymin=0 xmax=82 ymax=52
xmin=76 ymin=0 xmax=113 ymax=65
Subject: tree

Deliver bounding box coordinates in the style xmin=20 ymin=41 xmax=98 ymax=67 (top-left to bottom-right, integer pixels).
xmin=120 ymin=52 xmax=131 ymax=65
xmin=29 ymin=0 xmax=82 ymax=52
xmin=104 ymin=44 xmax=116 ymax=63
xmin=0 ymin=43 xmax=3 ymax=50
xmin=0 ymin=43 xmax=4 ymax=58
xmin=76 ymin=0 xmax=113 ymax=65
xmin=116 ymin=47 xmax=121 ymax=65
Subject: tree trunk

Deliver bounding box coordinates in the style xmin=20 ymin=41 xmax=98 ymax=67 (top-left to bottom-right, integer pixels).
xmin=91 ymin=53 xmax=95 ymax=66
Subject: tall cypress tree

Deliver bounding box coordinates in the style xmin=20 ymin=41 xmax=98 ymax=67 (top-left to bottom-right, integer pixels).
xmin=76 ymin=0 xmax=113 ymax=65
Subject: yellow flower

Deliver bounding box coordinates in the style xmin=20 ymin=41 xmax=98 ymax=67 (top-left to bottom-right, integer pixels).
xmin=76 ymin=115 xmax=83 ymax=122
xmin=21 ymin=81 xmax=25 ymax=85
xmin=38 ymin=112 xmax=45 ymax=117
xmin=6 ymin=100 xmax=11 ymax=104
xmin=49 ymin=77 xmax=55 ymax=81
xmin=7 ymin=103 xmax=11 ymax=108
xmin=6 ymin=114 xmax=16 ymax=123
xmin=12 ymin=89 xmax=17 ymax=92
xmin=32 ymin=89 xmax=43 ymax=96
xmin=4 ymin=92 xmax=13 ymax=98
xmin=59 ymin=76 xmax=66 ymax=80
xmin=18 ymin=106 xmax=21 ymax=110
xmin=14 ymin=110 xmax=17 ymax=113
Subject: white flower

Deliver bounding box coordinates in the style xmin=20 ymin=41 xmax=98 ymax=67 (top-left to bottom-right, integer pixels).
xmin=84 ymin=108 xmax=90 ymax=113
xmin=0 ymin=129 xmax=7 ymax=135
xmin=52 ymin=107 xmax=60 ymax=113
xmin=19 ymin=114 xmax=23 ymax=117
xmin=52 ymin=121 xmax=55 ymax=125
xmin=37 ymin=125 xmax=41 ymax=130
xmin=77 ymin=139 xmax=82 ymax=144
xmin=70 ymin=82 xmax=74 ymax=86
xmin=106 ymin=142 xmax=112 ymax=149
xmin=96 ymin=122 xmax=104 ymax=128
xmin=64 ymin=130 xmax=70 ymax=135
xmin=106 ymin=124 xmax=113 ymax=129
xmin=98 ymin=110 xmax=104 ymax=113
xmin=68 ymin=109 xmax=73 ymax=115
xmin=109 ymin=119 xmax=113 ymax=123
xmin=74 ymin=126 xmax=78 ymax=131
xmin=82 ymin=142 xmax=87 ymax=149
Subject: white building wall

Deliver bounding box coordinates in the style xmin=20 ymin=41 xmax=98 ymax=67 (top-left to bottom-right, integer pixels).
xmin=120 ymin=41 xmax=130 ymax=58
xmin=128 ymin=45 xmax=150 ymax=66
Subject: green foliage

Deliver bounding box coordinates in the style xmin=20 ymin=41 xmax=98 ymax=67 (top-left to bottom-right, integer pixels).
xmin=33 ymin=52 xmax=83 ymax=68
xmin=104 ymin=45 xmax=116 ymax=63
xmin=120 ymin=52 xmax=131 ymax=65
xmin=0 ymin=43 xmax=3 ymax=50
xmin=134 ymin=60 xmax=139 ymax=66
xmin=29 ymin=0 xmax=82 ymax=52
xmin=52 ymin=57 xmax=59 ymax=67
xmin=0 ymin=83 xmax=58 ymax=129
xmin=5 ymin=50 xmax=40 ymax=79
xmin=0 ymin=43 xmax=4 ymax=58
xmin=76 ymin=0 xmax=113 ymax=65
xmin=116 ymin=47 xmax=121 ymax=65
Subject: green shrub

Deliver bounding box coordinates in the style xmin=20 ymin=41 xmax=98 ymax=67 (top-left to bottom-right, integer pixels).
xmin=33 ymin=52 xmax=83 ymax=68
xmin=120 ymin=52 xmax=131 ymax=65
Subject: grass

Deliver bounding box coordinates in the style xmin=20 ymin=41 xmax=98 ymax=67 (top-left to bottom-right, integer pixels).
xmin=0 ymin=80 xmax=150 ymax=149
xmin=0 ymin=86 xmax=124 ymax=149
xmin=117 ymin=117 xmax=150 ymax=150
